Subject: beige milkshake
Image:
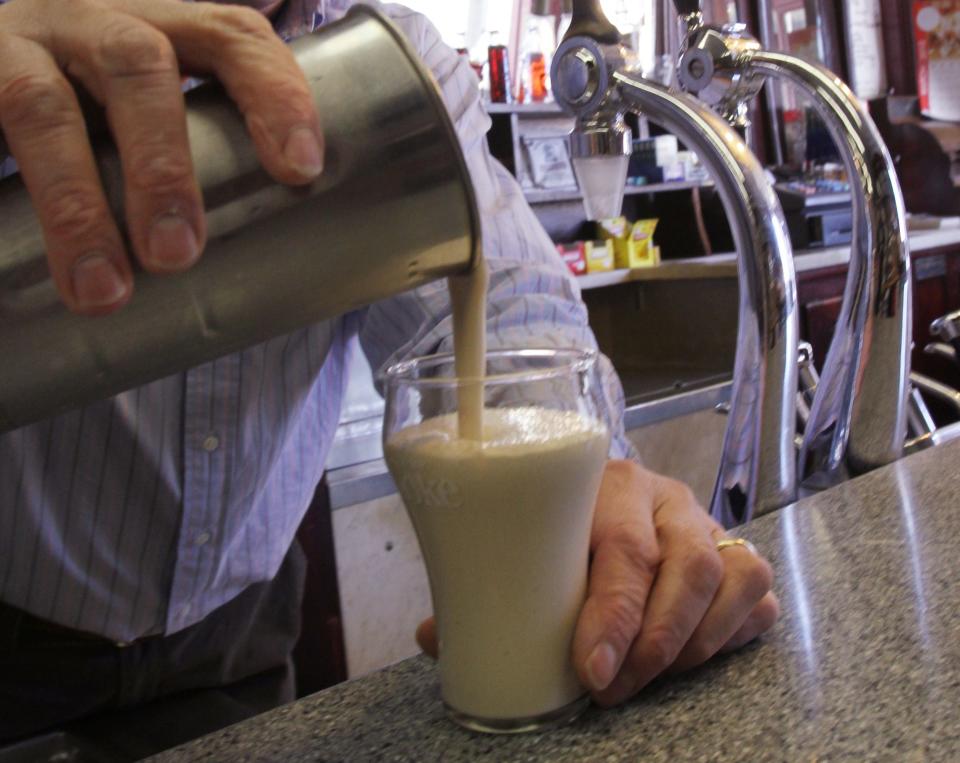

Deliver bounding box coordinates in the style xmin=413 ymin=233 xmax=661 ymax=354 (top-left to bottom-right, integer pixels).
xmin=384 ymin=253 xmax=609 ymax=730
xmin=384 ymin=406 xmax=610 ymax=725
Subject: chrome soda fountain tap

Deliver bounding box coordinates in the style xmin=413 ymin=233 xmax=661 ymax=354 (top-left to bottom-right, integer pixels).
xmin=554 ymin=1 xmax=799 ymax=525
xmin=672 ymin=0 xmax=912 ymax=488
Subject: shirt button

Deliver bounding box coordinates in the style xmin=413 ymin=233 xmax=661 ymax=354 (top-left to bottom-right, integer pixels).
xmin=202 ymin=435 xmax=220 ymax=452
xmin=194 ymin=530 xmax=213 ymax=547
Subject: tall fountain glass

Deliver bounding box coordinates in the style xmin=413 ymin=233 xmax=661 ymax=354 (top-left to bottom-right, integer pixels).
xmin=382 ymin=348 xmax=611 ymax=734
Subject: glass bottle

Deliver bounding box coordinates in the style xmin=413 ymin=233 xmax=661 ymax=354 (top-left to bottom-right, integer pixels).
xmin=520 ymin=14 xmax=552 ymax=103
xmin=557 ymin=0 xmax=573 ymax=43
xmin=488 ymin=29 xmax=511 ymax=104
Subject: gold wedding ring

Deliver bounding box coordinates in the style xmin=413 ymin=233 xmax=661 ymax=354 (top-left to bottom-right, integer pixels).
xmin=716 ymin=538 xmax=758 ymax=556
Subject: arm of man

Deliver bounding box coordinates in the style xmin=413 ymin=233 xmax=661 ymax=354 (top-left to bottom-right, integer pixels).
xmin=355 ymin=4 xmax=778 ymax=706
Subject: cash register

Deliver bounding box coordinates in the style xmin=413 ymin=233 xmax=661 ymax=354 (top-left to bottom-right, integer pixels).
xmin=774 ymin=177 xmax=853 ymax=250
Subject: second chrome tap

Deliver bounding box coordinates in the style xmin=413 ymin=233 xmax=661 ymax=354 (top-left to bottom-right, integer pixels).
xmin=673 ymin=2 xmax=912 ymax=488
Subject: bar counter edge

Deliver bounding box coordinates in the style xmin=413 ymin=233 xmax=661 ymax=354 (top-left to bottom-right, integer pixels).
xmin=149 ymin=438 xmax=960 ymax=762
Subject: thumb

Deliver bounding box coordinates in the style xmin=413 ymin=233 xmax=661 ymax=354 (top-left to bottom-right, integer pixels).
xmin=571 ymin=461 xmax=660 ymax=694
xmin=416 ymin=617 xmax=438 ymax=659
xmin=572 ymin=527 xmax=659 ymax=694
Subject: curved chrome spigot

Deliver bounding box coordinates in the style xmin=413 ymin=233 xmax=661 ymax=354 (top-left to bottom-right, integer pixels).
xmin=552 ymin=26 xmax=798 ymax=525
xmin=674 ymin=12 xmax=912 ymax=487
xmin=675 ymin=7 xmax=764 ymax=129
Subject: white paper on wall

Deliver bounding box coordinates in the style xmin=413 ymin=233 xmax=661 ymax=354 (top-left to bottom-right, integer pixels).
xmin=844 ymin=0 xmax=888 ymax=100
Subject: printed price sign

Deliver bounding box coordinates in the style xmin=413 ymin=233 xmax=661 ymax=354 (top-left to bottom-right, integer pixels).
xmin=915 ymin=1 xmax=960 ymax=120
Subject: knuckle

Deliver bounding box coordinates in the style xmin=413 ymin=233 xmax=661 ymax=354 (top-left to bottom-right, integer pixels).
xmin=262 ymin=75 xmax=315 ymax=122
xmin=0 ymin=73 xmax=76 ymax=130
xmin=605 ymin=460 xmax=654 ymax=495
xmin=683 ymin=543 xmax=724 ymax=593
xmin=96 ymin=18 xmax=176 ymax=77
xmin=604 ymin=459 xmax=639 ymax=485
xmin=610 ymin=524 xmax=657 ymax=567
xmin=755 ymin=595 xmax=780 ymax=631
xmin=662 ymin=477 xmax=700 ymax=509
xmin=681 ymin=635 xmax=718 ymax=667
xmin=208 ymin=5 xmax=276 ymax=43
xmin=642 ymin=623 xmax=683 ymax=671
xmin=595 ymin=585 xmax=647 ymax=648
xmin=730 ymin=555 xmax=775 ymax=603
xmin=750 ymin=556 xmax=775 ymax=596
xmin=750 ymin=557 xmax=773 ymax=600
xmin=126 ymin=147 xmax=193 ymax=195
xmin=39 ymin=181 xmax=109 ymax=242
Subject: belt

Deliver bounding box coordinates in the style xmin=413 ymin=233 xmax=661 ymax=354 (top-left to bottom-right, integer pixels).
xmin=0 ymin=600 xmax=149 ymax=651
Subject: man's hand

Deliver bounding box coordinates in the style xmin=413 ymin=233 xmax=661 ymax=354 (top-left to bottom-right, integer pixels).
xmin=415 ymin=460 xmax=779 ymax=706
xmin=569 ymin=461 xmax=778 ymax=705
xmin=0 ymin=0 xmax=323 ymax=315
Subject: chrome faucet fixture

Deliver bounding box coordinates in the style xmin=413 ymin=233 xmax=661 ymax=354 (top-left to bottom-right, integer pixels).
xmin=553 ymin=2 xmax=799 ymax=525
xmin=672 ymin=1 xmax=912 ymax=488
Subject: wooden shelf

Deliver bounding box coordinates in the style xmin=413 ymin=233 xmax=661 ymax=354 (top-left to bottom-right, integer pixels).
xmin=523 ymin=179 xmax=713 ymax=205
xmin=485 ymin=102 xmax=564 ymax=115
xmin=577 ymin=255 xmax=738 ymax=291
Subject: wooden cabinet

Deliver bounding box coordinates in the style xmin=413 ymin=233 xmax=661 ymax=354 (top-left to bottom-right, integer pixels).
xmin=292 ymin=477 xmax=348 ymax=696
xmin=796 ymin=265 xmax=846 ymax=371
xmin=330 ymin=494 xmax=431 ymax=680
xmin=910 ymin=249 xmax=960 ymax=406
xmin=797 ymin=244 xmax=960 ymax=420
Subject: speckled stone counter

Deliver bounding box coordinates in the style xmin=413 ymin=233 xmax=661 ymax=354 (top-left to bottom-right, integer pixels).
xmin=153 ymin=441 xmax=960 ymax=762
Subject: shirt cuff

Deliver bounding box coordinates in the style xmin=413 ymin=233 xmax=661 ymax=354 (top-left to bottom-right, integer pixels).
xmin=272 ymin=0 xmax=322 ymax=40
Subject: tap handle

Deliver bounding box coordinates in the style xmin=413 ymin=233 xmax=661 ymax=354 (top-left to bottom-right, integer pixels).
xmin=564 ymin=0 xmax=621 ymax=45
xmin=673 ymin=0 xmax=703 ymax=16
xmin=931 ymin=309 xmax=960 ymax=340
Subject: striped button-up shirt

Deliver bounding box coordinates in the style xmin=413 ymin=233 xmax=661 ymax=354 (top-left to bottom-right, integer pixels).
xmin=0 ymin=0 xmax=631 ymax=642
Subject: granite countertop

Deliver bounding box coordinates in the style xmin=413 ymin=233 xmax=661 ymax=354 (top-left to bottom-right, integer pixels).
xmin=153 ymin=441 xmax=960 ymax=762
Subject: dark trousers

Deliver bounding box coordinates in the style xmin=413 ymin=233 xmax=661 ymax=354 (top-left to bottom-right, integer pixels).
xmin=0 ymin=541 xmax=306 ymax=759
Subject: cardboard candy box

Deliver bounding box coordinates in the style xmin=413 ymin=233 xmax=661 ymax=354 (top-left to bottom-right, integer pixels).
xmin=599 ymin=217 xmax=660 ymax=269
xmin=556 ymin=242 xmax=587 ymax=276
xmin=585 ymin=240 xmax=615 ymax=273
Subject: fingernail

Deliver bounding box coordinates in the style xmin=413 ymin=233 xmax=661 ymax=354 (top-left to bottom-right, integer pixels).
xmin=283 ymin=126 xmax=323 ymax=179
xmin=71 ymin=253 xmax=128 ymax=309
xmin=585 ymin=642 xmax=619 ymax=692
xmin=148 ymin=213 xmax=199 ymax=270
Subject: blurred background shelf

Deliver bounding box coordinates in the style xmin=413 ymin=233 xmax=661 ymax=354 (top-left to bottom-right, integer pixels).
xmin=523 ymin=179 xmax=713 ymax=205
